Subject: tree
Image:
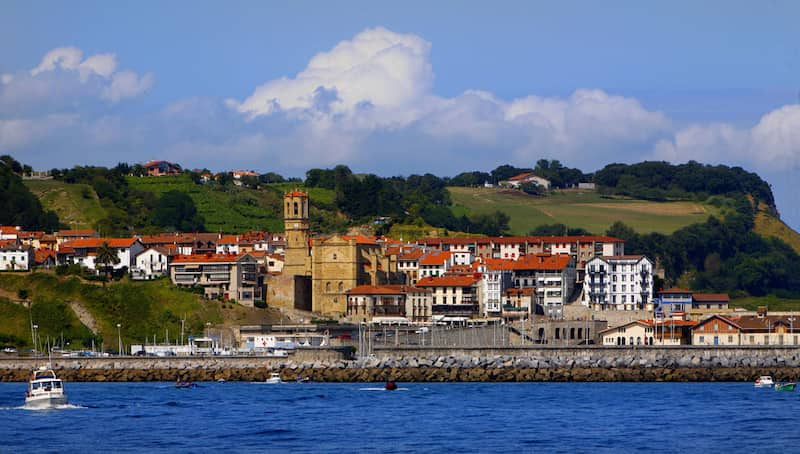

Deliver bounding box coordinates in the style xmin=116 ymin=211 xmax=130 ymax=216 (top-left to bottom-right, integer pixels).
xmin=95 ymin=242 xmax=121 ymax=283
xmin=151 ymin=191 xmax=205 ymax=232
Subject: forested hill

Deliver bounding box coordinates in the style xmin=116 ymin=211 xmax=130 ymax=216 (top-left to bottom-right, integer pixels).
xmin=593 ymin=161 xmax=775 ymax=209
xmin=0 ymin=156 xmax=60 ymax=231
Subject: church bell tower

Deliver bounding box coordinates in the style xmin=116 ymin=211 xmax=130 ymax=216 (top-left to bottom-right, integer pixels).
xmin=283 ymin=190 xmax=311 ymax=276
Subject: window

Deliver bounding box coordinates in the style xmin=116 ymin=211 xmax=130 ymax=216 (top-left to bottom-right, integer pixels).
xmin=714 ymin=322 xmax=718 ymax=331
xmin=338 ymin=282 xmax=343 ymax=292
xmin=728 ymin=336 xmax=733 ymax=343
xmin=325 ymin=282 xmax=331 ymax=292
xmin=699 ymin=336 xmax=705 ymax=343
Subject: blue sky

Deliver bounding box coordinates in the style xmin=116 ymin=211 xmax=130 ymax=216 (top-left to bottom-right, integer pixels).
xmin=2 ymin=1 xmax=800 ymax=228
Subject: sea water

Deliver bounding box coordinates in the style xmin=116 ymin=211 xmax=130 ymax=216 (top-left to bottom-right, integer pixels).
xmin=0 ymin=381 xmax=796 ymax=453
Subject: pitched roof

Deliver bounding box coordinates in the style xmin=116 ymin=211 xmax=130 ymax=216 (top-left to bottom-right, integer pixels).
xmin=417 ymin=274 xmax=481 ymax=287
xmin=419 ymin=251 xmax=452 ymax=266
xmin=34 ymin=248 xmax=56 ymax=263
xmin=692 ymin=293 xmax=730 ymax=302
xmin=63 ymin=238 xmax=138 ymax=248
xmin=511 ymin=254 xmax=571 ymax=271
xmin=285 ymin=190 xmax=307 ymax=197
xmin=398 ymin=249 xmax=425 ymax=261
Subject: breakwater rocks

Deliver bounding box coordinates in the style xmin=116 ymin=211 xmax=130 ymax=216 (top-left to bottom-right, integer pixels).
xmin=2 ymin=347 xmax=800 ymax=382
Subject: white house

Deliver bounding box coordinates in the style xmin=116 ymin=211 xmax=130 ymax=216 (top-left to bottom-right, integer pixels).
xmin=59 ymin=238 xmax=145 ymax=273
xmin=132 ymin=247 xmax=171 ymax=280
xmin=583 ymin=255 xmax=654 ymax=311
xmin=600 ymin=318 xmax=695 ymax=346
xmin=215 ymin=235 xmax=240 ymax=254
xmin=0 ymin=241 xmax=33 ymax=271
xmin=475 ymin=258 xmax=513 ymax=315
xmin=501 ymin=172 xmax=551 ymax=190
xmin=418 ymin=251 xmax=453 ymax=278
xmin=417 ymin=274 xmax=483 ymax=321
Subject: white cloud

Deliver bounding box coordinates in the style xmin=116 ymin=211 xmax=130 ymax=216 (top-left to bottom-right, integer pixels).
xmin=1 ymin=74 xmax=12 ymax=84
xmin=30 ymin=47 xmax=83 ymax=76
xmin=78 ymin=53 xmax=117 ymax=81
xmin=234 ymin=26 xmax=433 ymax=128
xmin=653 ymin=104 xmax=800 ymax=171
xmin=102 ymin=70 xmax=154 ymax=102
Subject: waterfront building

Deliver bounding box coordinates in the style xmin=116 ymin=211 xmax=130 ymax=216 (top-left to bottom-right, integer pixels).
xmin=583 ymin=255 xmax=654 ymax=311
xmin=692 ymin=312 xmax=800 ymax=346
xmin=417 ymin=274 xmax=483 ymax=322
xmin=475 ymin=258 xmax=513 ymax=316
xmin=345 ymin=284 xmax=432 ymax=324
xmin=501 ymin=287 xmax=533 ymax=319
xmin=169 ymin=253 xmax=261 ymax=306
xmin=511 ymin=254 xmax=575 ymax=319
xmin=600 ymin=317 xmax=695 ymax=346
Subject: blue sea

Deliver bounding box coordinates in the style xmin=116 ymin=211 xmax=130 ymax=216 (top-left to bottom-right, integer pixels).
xmin=0 ymin=381 xmax=797 ymax=453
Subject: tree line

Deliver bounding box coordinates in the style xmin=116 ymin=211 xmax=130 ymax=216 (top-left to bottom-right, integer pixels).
xmin=0 ymin=155 xmax=60 ymax=231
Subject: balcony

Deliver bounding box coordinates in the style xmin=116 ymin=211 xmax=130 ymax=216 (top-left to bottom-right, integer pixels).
xmin=432 ymin=304 xmax=478 ymax=317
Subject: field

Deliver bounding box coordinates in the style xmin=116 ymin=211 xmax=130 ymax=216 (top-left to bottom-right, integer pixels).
xmin=127 ymin=174 xmax=285 ymax=233
xmin=729 ymin=295 xmax=800 ymax=311
xmin=23 ymin=179 xmax=107 ymax=229
xmin=448 ymin=187 xmax=719 ymax=235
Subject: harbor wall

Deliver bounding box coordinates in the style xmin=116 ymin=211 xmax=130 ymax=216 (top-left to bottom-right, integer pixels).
xmin=2 ymin=346 xmax=799 ymax=382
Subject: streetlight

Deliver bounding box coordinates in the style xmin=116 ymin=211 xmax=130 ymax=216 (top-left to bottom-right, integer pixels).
xmin=32 ymin=324 xmax=38 ymax=355
xmin=116 ymin=323 xmax=122 ymax=356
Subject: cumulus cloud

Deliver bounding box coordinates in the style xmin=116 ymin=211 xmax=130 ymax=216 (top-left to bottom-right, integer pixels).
xmin=653 ymin=104 xmax=800 ymax=171
xmin=102 ymin=70 xmax=154 ymax=102
xmin=2 ymin=46 xmax=151 ymax=108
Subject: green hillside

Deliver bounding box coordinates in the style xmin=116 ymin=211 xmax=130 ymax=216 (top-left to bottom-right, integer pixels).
xmin=127 ymin=174 xmax=285 ymax=233
xmin=448 ymin=187 xmax=718 ymax=235
xmin=0 ymin=273 xmax=284 ymax=351
xmin=754 ymin=205 xmax=800 ymax=254
xmin=23 ymin=179 xmax=107 ymax=230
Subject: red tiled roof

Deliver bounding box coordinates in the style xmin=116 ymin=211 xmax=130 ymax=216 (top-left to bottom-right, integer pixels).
xmin=692 ymin=293 xmax=730 ymax=302
xmin=511 ymin=254 xmax=571 ymax=271
xmin=399 ymin=249 xmax=425 ymax=261
xmin=285 ymin=190 xmax=307 ymax=197
xmin=419 ymin=251 xmax=452 ymax=266
xmin=217 ymin=235 xmax=239 ymax=244
xmin=417 ymin=274 xmax=481 ymax=287
xmin=507 ymin=172 xmax=535 ymax=181
xmin=34 ymin=248 xmax=55 ymax=263
xmin=63 ymin=238 xmax=138 ymax=248
xmin=171 ymin=253 xmax=244 ymax=264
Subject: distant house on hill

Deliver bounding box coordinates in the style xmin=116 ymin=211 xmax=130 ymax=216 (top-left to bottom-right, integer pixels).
xmin=500 ymin=172 xmax=551 ymax=190
xmin=143 ymin=160 xmax=182 ymax=176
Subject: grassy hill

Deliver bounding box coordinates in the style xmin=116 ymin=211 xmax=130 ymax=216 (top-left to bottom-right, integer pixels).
xmin=754 ymin=205 xmax=800 ymax=254
xmin=23 ymin=179 xmax=107 ymax=230
xmin=0 ymin=273 xmax=284 ymax=351
xmin=448 ymin=187 xmax=719 ymax=235
xmin=127 ymin=174 xmax=285 ymax=233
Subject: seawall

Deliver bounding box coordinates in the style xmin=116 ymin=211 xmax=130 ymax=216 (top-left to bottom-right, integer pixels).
xmin=2 ymin=346 xmax=799 ymax=382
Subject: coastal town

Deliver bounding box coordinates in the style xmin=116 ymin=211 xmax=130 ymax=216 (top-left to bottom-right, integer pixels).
xmin=2 ymin=161 xmax=797 ymax=355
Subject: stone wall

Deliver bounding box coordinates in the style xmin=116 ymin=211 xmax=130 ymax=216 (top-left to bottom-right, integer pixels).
xmin=3 ymin=347 xmax=799 ymax=382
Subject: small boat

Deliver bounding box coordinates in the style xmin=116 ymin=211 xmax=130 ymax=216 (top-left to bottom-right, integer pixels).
xmin=296 ymin=376 xmax=310 ymax=383
xmin=385 ymin=381 xmax=398 ymax=391
xmin=754 ymin=376 xmax=774 ymax=387
xmin=175 ymin=380 xmax=197 ymax=389
xmin=265 ymin=372 xmax=282 ymax=384
xmin=775 ymin=382 xmax=796 ymax=392
xmin=24 ymin=366 xmax=68 ymax=408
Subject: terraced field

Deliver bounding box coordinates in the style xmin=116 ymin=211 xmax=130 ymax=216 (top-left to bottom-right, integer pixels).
xmin=449 ymin=187 xmax=719 ymax=235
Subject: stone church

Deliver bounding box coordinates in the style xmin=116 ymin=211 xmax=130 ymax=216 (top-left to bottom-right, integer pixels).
xmin=266 ymin=190 xmax=403 ymax=318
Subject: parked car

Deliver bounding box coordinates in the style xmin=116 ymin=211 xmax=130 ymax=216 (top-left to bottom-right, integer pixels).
xmin=2 ymin=347 xmax=18 ymax=354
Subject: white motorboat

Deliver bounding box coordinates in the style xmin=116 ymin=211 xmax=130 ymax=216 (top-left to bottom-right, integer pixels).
xmin=24 ymin=366 xmax=68 ymax=408
xmin=754 ymin=376 xmax=774 ymax=388
xmin=265 ymin=372 xmax=283 ymax=384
